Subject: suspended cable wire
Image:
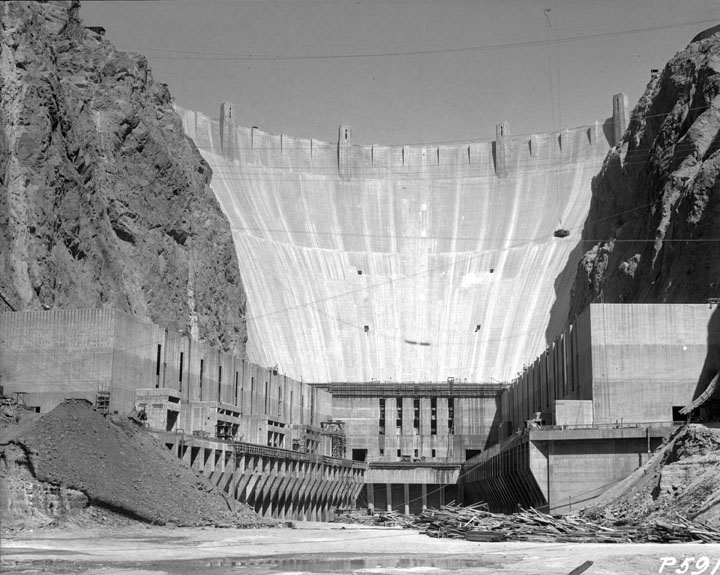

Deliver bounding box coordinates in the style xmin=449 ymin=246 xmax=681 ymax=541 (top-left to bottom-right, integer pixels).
xmin=136 ymin=18 xmax=720 ymax=61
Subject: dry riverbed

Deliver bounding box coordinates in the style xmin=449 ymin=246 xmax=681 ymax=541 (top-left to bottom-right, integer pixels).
xmin=1 ymin=522 xmax=716 ymax=575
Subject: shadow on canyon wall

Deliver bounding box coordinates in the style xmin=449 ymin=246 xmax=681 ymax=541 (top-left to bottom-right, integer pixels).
xmin=690 ymin=305 xmax=720 ymax=404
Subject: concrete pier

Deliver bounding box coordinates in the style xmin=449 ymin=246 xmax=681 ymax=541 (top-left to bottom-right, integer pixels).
xmin=459 ymin=425 xmax=674 ymax=514
xmin=160 ymin=432 xmax=365 ymax=521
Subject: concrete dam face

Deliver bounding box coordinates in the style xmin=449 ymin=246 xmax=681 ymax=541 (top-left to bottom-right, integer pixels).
xmin=177 ymin=102 xmax=620 ymax=384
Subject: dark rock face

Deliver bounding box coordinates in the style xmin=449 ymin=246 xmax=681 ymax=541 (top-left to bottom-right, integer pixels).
xmin=569 ymin=29 xmax=720 ymax=316
xmin=0 ymin=1 xmax=245 ymax=353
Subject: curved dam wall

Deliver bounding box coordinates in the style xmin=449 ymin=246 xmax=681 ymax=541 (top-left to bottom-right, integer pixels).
xmin=176 ymin=100 xmax=623 ymax=384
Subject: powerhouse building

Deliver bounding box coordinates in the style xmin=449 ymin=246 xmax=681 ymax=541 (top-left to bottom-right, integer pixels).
xmin=1 ymin=302 xmax=715 ymax=516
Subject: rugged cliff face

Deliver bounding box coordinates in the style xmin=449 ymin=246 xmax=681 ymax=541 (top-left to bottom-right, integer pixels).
xmin=0 ymin=1 xmax=246 ymax=353
xmin=569 ymin=29 xmax=720 ymax=316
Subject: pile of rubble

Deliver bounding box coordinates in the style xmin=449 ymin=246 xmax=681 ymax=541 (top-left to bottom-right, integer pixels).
xmin=334 ymin=508 xmax=415 ymax=528
xmin=336 ymin=499 xmax=720 ymax=543
xmin=411 ymin=502 xmax=720 ymax=543
xmin=0 ymin=400 xmax=272 ymax=531
xmin=582 ymin=424 xmax=720 ymax=529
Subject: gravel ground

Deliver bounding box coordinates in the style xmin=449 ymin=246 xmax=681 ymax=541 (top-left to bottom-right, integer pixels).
xmin=1 ymin=522 xmax=717 ymax=575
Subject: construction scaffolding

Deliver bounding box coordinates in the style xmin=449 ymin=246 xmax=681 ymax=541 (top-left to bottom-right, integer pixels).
xmin=95 ymin=391 xmax=111 ymax=414
xmin=321 ymin=420 xmax=346 ymax=459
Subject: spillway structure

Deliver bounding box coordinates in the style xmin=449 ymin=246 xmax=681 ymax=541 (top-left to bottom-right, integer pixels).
xmin=176 ymin=99 xmax=624 ymax=385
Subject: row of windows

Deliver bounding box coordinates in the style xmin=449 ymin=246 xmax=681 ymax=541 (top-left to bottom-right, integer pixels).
xmin=379 ymin=448 xmax=437 ymax=458
xmin=379 ymin=397 xmax=454 ymax=435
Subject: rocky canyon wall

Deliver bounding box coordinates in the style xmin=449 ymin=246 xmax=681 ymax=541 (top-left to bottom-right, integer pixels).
xmin=0 ymin=1 xmax=246 ymax=353
xmin=569 ymin=29 xmax=720 ymax=315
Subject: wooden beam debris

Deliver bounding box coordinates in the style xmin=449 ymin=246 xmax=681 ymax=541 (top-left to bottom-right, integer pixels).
xmin=405 ymin=502 xmax=720 ymax=544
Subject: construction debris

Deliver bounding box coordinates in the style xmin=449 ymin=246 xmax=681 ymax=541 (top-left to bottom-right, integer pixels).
xmin=336 ymin=501 xmax=720 ymax=543
xmin=0 ymin=393 xmax=38 ymax=425
xmin=680 ymin=373 xmax=719 ymax=415
xmin=334 ymin=508 xmax=414 ymax=528
xmin=408 ymin=502 xmax=720 ymax=543
xmin=334 ymin=424 xmax=720 ymax=544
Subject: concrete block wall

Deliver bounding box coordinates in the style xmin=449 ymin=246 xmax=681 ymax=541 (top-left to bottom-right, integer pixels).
xmin=534 ymin=427 xmax=672 ymax=514
xmin=554 ymin=400 xmax=593 ymax=426
xmin=135 ymin=388 xmax=181 ymax=431
xmin=329 ymin=386 xmax=503 ymax=463
xmin=589 ymin=304 xmax=712 ymax=424
xmin=364 ymin=482 xmax=457 ymax=515
xmin=110 ymin=312 xmax=166 ymax=413
xmin=0 ymin=309 xmax=118 ymax=413
xmin=501 ymin=304 xmax=714 ymax=430
xmin=0 ymin=310 xmax=332 ymax=439
xmin=502 ymin=309 xmax=593 ymax=431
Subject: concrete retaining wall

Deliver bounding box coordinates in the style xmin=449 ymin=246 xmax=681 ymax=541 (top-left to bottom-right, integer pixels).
xmin=590 ymin=304 xmax=711 ymax=424
xmin=501 ymin=304 xmax=714 ymax=430
xmin=0 ymin=310 xmax=332 ymax=439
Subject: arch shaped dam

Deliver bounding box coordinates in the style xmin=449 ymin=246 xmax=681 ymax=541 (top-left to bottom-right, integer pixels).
xmin=177 ymin=105 xmax=613 ymax=383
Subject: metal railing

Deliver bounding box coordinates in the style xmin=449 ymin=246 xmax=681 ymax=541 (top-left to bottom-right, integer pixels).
xmin=312 ymin=381 xmax=510 ymax=398
xmin=532 ymin=420 xmax=682 ymax=432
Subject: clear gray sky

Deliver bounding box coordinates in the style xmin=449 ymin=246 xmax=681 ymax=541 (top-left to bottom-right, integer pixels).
xmin=81 ymin=0 xmax=720 ymax=145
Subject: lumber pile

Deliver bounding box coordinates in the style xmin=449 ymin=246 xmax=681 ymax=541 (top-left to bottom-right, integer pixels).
xmin=410 ymin=503 xmax=720 ymax=543
xmin=334 ymin=508 xmax=414 ymax=528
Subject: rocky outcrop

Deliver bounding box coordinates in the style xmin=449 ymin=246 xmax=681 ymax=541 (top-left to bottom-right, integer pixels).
xmin=569 ymin=29 xmax=720 ymax=315
xmin=0 ymin=1 xmax=245 ymax=353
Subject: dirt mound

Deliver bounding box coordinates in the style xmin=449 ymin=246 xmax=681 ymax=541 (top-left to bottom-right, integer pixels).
xmin=1 ymin=400 xmax=271 ymax=530
xmin=583 ymin=425 xmax=720 ymax=528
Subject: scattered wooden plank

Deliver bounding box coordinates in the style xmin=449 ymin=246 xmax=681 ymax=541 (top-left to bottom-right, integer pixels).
xmin=567 ymin=560 xmax=593 ymax=575
xmin=465 ymin=530 xmax=507 ymax=542
xmin=402 ymin=502 xmax=720 ymax=544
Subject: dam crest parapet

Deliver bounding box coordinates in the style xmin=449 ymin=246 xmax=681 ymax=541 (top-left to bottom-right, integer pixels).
xmin=175 ymin=93 xmax=627 ymax=179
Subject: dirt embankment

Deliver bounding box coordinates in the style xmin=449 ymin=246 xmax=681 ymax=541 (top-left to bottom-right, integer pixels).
xmin=0 ymin=400 xmax=271 ymax=532
xmin=583 ymin=424 xmax=720 ymax=529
